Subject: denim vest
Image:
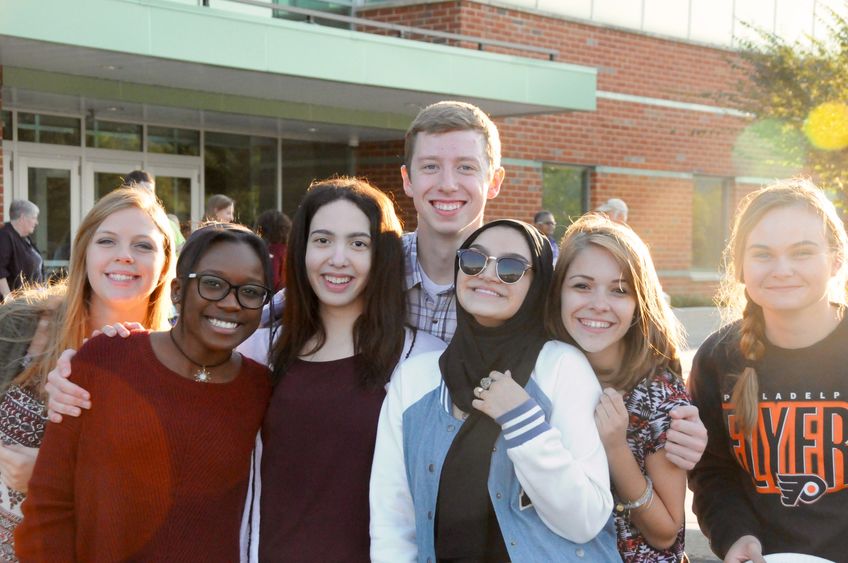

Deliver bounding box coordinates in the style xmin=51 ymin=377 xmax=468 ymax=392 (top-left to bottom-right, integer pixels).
xmin=402 ymin=378 xmax=621 ymax=563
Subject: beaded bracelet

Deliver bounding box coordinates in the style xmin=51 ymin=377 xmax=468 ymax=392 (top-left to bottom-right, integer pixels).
xmin=614 ymin=475 xmax=654 ymax=517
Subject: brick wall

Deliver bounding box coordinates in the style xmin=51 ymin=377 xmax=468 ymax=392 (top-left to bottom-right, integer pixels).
xmin=356 ymin=1 xmax=760 ymax=300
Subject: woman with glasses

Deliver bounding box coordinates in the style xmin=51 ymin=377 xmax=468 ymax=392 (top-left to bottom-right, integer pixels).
xmin=16 ymin=223 xmax=273 ymax=561
xmin=370 ymin=219 xmax=619 ymax=562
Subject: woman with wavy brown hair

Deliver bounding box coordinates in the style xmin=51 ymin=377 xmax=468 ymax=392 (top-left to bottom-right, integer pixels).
xmin=689 ymin=179 xmax=848 ymax=563
xmin=0 ymin=187 xmax=174 ymax=560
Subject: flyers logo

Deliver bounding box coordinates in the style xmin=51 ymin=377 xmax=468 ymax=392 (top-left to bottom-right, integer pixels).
xmin=723 ymin=401 xmax=848 ymax=501
xmin=776 ymin=473 xmax=828 ymax=506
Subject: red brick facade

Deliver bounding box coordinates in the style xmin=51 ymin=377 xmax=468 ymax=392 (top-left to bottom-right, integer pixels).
xmin=358 ymin=0 xmax=769 ymax=300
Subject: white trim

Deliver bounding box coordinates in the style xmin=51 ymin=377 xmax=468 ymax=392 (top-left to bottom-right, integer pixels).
xmin=597 ymin=90 xmax=751 ymax=117
xmin=596 ymin=166 xmax=694 ymax=180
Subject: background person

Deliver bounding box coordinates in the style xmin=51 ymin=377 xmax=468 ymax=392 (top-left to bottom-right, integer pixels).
xmin=0 ymin=200 xmax=43 ymax=301
xmin=0 ymin=188 xmax=175 ymax=560
xmin=533 ymin=209 xmax=559 ymax=263
xmin=254 ymin=209 xmax=292 ymax=292
xmin=689 ymin=179 xmax=848 ymax=563
xmin=597 ymin=198 xmax=629 ymax=224
xmin=206 ymin=194 xmax=235 ymax=223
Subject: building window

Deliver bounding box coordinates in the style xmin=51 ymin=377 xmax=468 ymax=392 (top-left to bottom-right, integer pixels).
xmin=1 ymin=110 xmax=11 ymax=141
xmin=692 ymin=176 xmax=731 ymax=271
xmin=148 ymin=126 xmax=201 ymax=156
xmin=85 ymin=118 xmax=143 ymax=151
xmin=17 ymin=112 xmax=81 ymax=146
xmin=205 ymin=132 xmax=278 ymax=228
xmin=542 ymin=164 xmax=589 ymax=242
xmin=281 ymin=140 xmax=351 ymax=214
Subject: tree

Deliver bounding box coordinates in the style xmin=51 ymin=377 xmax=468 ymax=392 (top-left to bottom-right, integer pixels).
xmin=725 ymin=6 xmax=848 ymax=205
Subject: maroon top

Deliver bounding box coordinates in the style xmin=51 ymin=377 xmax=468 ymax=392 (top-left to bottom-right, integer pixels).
xmin=15 ymin=332 xmax=271 ymax=562
xmin=259 ymin=355 xmax=386 ymax=562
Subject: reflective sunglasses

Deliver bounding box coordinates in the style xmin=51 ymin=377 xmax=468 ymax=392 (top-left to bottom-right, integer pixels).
xmin=456 ymin=248 xmax=533 ymax=284
xmin=187 ymin=273 xmax=271 ymax=310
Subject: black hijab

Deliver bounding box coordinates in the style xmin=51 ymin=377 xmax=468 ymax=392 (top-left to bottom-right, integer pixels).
xmin=435 ymin=219 xmax=553 ymax=561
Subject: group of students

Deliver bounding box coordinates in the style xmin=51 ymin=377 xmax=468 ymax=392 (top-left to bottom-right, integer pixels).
xmin=0 ymin=100 xmax=842 ymax=563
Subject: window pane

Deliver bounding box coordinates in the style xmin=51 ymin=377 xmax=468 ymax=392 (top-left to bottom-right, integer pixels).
xmin=542 ymin=164 xmax=587 ymax=242
xmin=148 ymin=126 xmax=200 ymax=156
xmin=94 ymin=172 xmax=127 ymax=202
xmin=205 ymin=132 xmax=278 ymax=228
xmin=692 ymin=177 xmax=728 ymax=270
xmin=18 ymin=113 xmax=81 ymax=146
xmin=85 ymin=118 xmax=142 ymax=151
xmin=1 ymin=110 xmax=10 ymax=141
xmin=156 ymin=176 xmax=192 ymax=241
xmin=27 ymin=167 xmax=71 ymax=272
xmin=281 ymin=140 xmax=351 ymax=215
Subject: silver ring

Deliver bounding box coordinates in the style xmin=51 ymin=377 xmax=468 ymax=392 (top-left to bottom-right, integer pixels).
xmin=473 ymin=386 xmax=484 ymax=398
xmin=479 ymin=377 xmax=493 ymax=390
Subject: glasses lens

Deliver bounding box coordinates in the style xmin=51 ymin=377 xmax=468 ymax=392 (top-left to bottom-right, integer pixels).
xmin=197 ymin=275 xmax=229 ymax=300
xmin=497 ymin=258 xmax=529 ymax=284
xmin=458 ymin=249 xmax=487 ymax=276
xmin=237 ymin=285 xmax=269 ymax=309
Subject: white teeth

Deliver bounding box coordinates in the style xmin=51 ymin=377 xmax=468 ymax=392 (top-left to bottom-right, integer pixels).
xmin=474 ymin=288 xmax=499 ymax=297
xmin=325 ymin=275 xmax=351 ymax=285
xmin=581 ymin=319 xmax=611 ymax=329
xmin=433 ymin=201 xmax=463 ymax=211
xmin=107 ymin=273 xmax=135 ymax=281
xmin=208 ymin=318 xmax=238 ymax=329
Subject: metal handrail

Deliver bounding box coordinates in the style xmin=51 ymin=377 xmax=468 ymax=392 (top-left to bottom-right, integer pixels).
xmin=211 ymin=0 xmax=559 ymax=60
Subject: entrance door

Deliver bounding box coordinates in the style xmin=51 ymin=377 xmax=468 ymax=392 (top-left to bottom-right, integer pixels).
xmin=148 ymin=164 xmax=199 ymax=240
xmin=16 ymin=156 xmax=81 ymax=272
xmin=82 ymin=157 xmax=144 ymax=214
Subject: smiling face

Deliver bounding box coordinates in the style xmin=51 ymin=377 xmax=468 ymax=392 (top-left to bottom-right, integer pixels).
xmin=86 ymin=207 xmax=167 ymax=316
xmin=174 ymin=239 xmax=265 ymax=357
xmin=304 ymin=199 xmax=372 ymax=317
xmin=742 ymin=204 xmax=838 ymax=320
xmin=456 ymin=226 xmax=533 ymax=327
xmin=401 ymin=130 xmax=504 ymax=241
xmin=561 ymin=244 xmax=637 ymax=373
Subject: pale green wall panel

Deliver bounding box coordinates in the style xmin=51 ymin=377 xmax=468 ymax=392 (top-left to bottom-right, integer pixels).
xmin=1 ymin=0 xmax=596 ymax=111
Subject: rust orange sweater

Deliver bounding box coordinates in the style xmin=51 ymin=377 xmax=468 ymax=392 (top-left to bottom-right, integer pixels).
xmin=15 ymin=331 xmax=271 ymax=562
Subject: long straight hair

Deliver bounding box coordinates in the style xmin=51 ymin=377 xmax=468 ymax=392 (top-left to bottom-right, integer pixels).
xmin=546 ymin=213 xmax=685 ymax=391
xmin=12 ymin=187 xmax=175 ymax=391
xmin=271 ymin=177 xmax=406 ymax=389
xmin=717 ymin=178 xmax=847 ymax=437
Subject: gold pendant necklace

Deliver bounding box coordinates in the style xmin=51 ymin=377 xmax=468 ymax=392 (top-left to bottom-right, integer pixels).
xmin=168 ymin=330 xmax=231 ymax=383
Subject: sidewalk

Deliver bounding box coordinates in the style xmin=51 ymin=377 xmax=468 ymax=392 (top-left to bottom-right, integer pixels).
xmin=672 ymin=307 xmax=723 ymax=563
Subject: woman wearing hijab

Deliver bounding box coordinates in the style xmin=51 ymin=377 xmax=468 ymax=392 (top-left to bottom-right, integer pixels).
xmin=370 ymin=219 xmax=618 ymax=562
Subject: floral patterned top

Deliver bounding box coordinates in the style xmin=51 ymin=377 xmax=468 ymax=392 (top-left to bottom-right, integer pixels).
xmin=614 ymin=370 xmax=690 ymax=562
xmin=0 ymin=384 xmax=48 ymax=562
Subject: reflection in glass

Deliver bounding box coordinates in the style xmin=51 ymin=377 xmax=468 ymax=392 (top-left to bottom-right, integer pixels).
xmin=27 ymin=167 xmax=71 ymax=270
xmin=85 ymin=118 xmax=142 ymax=151
xmin=692 ymin=177 xmax=730 ymax=271
xmin=280 ymin=140 xmax=351 ymax=215
xmin=18 ymin=113 xmax=81 ymax=146
xmin=94 ymin=172 xmax=127 ymax=202
xmin=148 ymin=126 xmax=200 ymax=156
xmin=1 ymin=110 xmax=10 ymax=141
xmin=204 ymin=132 xmax=278 ymax=228
xmin=542 ymin=164 xmax=588 ymax=242
xmin=156 ymin=176 xmax=192 ymax=238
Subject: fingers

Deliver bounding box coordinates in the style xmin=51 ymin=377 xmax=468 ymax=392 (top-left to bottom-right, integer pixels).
xmin=663 ymin=450 xmax=696 ymax=471
xmin=124 ymin=321 xmax=144 ymax=331
xmin=669 ymin=404 xmax=699 ymax=420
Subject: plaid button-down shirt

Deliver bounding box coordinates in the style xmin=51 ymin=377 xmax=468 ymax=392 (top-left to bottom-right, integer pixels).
xmin=402 ymin=232 xmax=457 ymax=344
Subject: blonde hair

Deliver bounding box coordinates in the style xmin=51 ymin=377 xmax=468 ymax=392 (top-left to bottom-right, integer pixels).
xmin=547 ymin=213 xmax=686 ymax=391
xmin=717 ymin=178 xmax=847 ymax=437
xmin=404 ymin=100 xmax=502 ymax=174
xmin=11 ymin=188 xmax=175 ymax=392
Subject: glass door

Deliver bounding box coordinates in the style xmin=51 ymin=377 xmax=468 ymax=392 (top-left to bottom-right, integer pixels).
xmin=82 ymin=158 xmax=144 ymax=214
xmin=16 ymin=156 xmax=81 ymax=274
xmin=148 ymin=164 xmax=199 ymax=241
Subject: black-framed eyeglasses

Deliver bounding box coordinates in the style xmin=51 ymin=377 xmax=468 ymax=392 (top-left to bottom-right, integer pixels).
xmin=186 ymin=273 xmax=270 ymax=310
xmin=457 ymin=248 xmax=533 ymax=285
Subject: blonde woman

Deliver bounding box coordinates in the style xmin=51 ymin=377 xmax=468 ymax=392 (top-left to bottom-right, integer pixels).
xmin=0 ymin=188 xmax=174 ymax=560
xmin=547 ymin=214 xmax=690 ymax=561
xmin=689 ymin=179 xmax=848 ymax=563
